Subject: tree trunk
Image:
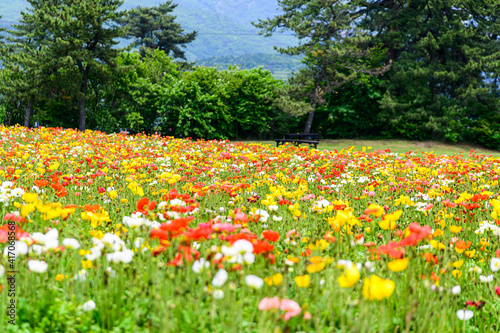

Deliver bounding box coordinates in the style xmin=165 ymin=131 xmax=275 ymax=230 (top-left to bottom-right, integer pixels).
xmin=304 ymin=109 xmax=315 ymax=134
xmin=304 ymin=80 xmax=320 ymax=134
xmin=78 ymin=64 xmax=90 ymax=131
xmin=24 ymin=96 xmax=35 ymax=128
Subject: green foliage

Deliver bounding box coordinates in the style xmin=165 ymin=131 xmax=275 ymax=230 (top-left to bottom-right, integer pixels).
xmin=18 ymin=0 xmax=128 ymax=131
xmin=118 ymin=1 xmax=197 ymax=59
xmin=86 ymin=50 xmax=179 ymax=133
xmin=161 ymin=66 xmax=297 ymax=139
xmin=254 ymin=0 xmax=391 ymax=133
xmin=361 ymin=0 xmax=500 ymax=145
xmin=200 ymin=53 xmax=305 ymax=80
xmin=84 ymin=52 xmax=296 ymax=139
xmin=302 ymin=76 xmax=385 ymax=138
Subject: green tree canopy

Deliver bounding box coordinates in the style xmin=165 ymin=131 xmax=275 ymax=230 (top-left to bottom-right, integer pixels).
xmin=15 ymin=0 xmax=129 ymax=131
xmin=1 ymin=7 xmax=59 ymax=127
xmin=119 ymin=1 xmax=197 ymax=59
xmin=360 ymin=0 xmax=500 ymax=141
xmin=253 ymin=0 xmax=390 ymax=134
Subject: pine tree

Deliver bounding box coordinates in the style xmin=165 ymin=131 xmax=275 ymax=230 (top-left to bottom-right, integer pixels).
xmin=1 ymin=7 xmax=55 ymax=127
xmin=13 ymin=0 xmax=128 ymax=131
xmin=360 ymin=0 xmax=500 ymax=140
xmin=0 ymin=16 xmax=5 ymax=46
xmin=253 ymin=0 xmax=390 ymax=134
xmin=118 ymin=1 xmax=197 ymax=59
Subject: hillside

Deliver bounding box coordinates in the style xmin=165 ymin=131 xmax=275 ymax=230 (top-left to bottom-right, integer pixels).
xmin=201 ymin=53 xmax=305 ymax=80
xmin=0 ymin=0 xmax=299 ymax=63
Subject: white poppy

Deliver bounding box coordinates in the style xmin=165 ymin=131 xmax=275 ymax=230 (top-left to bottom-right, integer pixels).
xmin=10 ymin=188 xmax=25 ymax=197
xmin=82 ymin=300 xmax=96 ymax=312
xmin=74 ymin=269 xmax=88 ymax=281
xmin=45 ymin=228 xmax=59 ymax=241
xmin=123 ymin=216 xmax=144 ymax=228
xmin=479 ymin=274 xmax=493 ymax=283
xmin=212 ymin=269 xmax=228 ymax=288
xmin=192 ymin=258 xmax=210 ymax=273
xmin=30 ymin=244 xmax=44 ymax=255
xmin=213 ymin=290 xmax=224 ymax=299
xmin=4 ymin=241 xmax=28 ymax=259
xmin=106 ymin=249 xmax=134 ymax=264
xmin=2 ymin=181 xmax=13 ymax=188
xmin=245 ymin=275 xmax=264 ymax=289
xmin=86 ymin=247 xmax=102 ymax=261
xmin=491 ymin=257 xmax=500 ymax=272
xmin=451 ymin=285 xmax=461 ymax=295
xmin=232 ymin=239 xmax=254 ymax=254
xmin=243 ymin=252 xmax=255 ymax=265
xmin=170 ymin=199 xmax=185 ymax=206
xmin=44 ymin=239 xmax=59 ymax=250
xmin=62 ymin=238 xmax=80 ymax=249
xmin=337 ymin=259 xmax=353 ymax=269
xmin=456 ymin=309 xmax=473 ymax=320
xmin=254 ymin=209 xmax=270 ymax=222
xmin=28 ymin=260 xmax=48 ymax=273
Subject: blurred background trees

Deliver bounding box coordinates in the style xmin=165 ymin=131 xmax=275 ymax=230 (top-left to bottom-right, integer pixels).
xmin=0 ymin=0 xmax=499 ymax=148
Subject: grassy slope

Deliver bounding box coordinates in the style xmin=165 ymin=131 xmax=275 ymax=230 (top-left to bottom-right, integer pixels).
xmin=243 ymin=139 xmax=500 ymax=156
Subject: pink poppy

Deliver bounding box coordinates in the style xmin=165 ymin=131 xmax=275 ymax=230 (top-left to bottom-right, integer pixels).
xmin=258 ymin=297 xmax=281 ymax=311
xmin=212 ymin=223 xmax=236 ymax=233
xmin=280 ymin=299 xmax=302 ymax=321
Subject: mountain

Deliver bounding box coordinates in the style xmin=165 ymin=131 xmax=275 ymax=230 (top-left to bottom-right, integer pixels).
xmin=0 ymin=0 xmax=301 ymax=76
xmin=201 ymin=53 xmax=305 ymax=80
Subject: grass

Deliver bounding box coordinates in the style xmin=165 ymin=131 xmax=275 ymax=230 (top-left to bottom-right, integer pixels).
xmin=244 ymin=139 xmax=500 ymax=156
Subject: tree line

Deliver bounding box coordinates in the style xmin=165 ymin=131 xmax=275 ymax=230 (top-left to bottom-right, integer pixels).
xmin=1 ymin=0 xmax=500 ymax=148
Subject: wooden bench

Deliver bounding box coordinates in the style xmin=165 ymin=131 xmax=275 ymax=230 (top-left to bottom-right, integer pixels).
xmin=275 ymin=139 xmax=319 ymax=148
xmin=275 ymin=133 xmax=321 ymax=149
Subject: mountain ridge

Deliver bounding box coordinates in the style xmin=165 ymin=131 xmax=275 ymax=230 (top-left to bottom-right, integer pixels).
xmin=0 ymin=0 xmax=299 ymax=62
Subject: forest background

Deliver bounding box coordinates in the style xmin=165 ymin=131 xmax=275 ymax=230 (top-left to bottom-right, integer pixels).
xmin=1 ymin=0 xmax=500 ymax=149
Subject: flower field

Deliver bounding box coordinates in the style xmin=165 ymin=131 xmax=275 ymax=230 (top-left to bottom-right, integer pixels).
xmin=1 ymin=126 xmax=500 ymax=332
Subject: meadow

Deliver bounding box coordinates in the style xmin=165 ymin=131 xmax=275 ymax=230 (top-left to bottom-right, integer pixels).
xmin=0 ymin=126 xmax=499 ymax=332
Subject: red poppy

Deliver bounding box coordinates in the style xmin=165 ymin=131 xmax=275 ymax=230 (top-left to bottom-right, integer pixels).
xmin=301 ymin=249 xmax=312 ymax=257
xmin=3 ymin=213 xmax=25 ymax=223
xmin=159 ymin=216 xmax=194 ymax=232
xmin=167 ymin=252 xmax=183 ymax=266
xmin=267 ymin=253 xmax=275 ymax=264
xmin=424 ymin=253 xmax=438 ymax=264
xmin=465 ymin=300 xmax=483 ymax=309
xmin=262 ymin=230 xmax=280 ymax=242
xmin=151 ymin=245 xmax=168 ymax=257
xmin=185 ymin=227 xmax=212 ymax=241
xmin=137 ymin=197 xmax=149 ymax=212
xmin=0 ymin=229 xmax=8 ymax=243
xmin=253 ymin=240 xmax=274 ymax=254
xmin=247 ymin=195 xmax=260 ymax=202
xmin=378 ymin=242 xmax=405 ymax=259
xmin=233 ymin=211 xmax=248 ymax=224
xmin=227 ymin=233 xmax=256 ymax=244
xmin=82 ymin=204 xmax=101 ymax=213
xmin=34 ymin=179 xmax=49 ymax=187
